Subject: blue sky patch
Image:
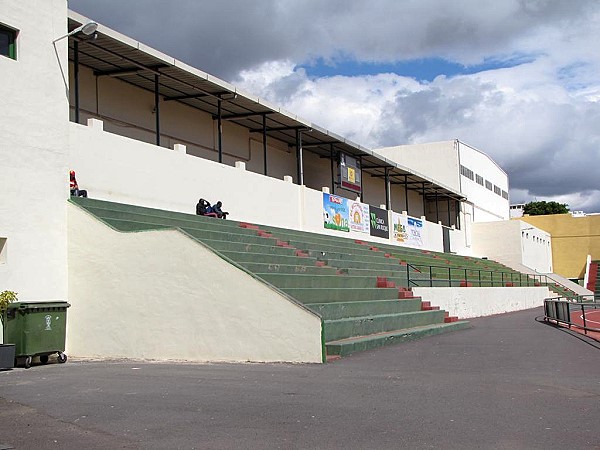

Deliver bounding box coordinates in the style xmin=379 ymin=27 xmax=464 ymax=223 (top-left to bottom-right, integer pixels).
xmin=299 ymin=55 xmax=537 ymax=82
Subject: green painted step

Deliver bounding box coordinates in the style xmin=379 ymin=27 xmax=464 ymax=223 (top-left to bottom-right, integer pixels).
xmin=237 ymin=262 xmax=338 ymax=275
xmin=257 ymin=273 xmax=408 ymax=289
xmin=218 ymin=251 xmax=319 ymax=266
xmin=326 ymin=321 xmax=471 ymax=357
xmin=307 ymin=299 xmax=423 ymax=320
xmin=324 ymin=310 xmax=447 ymax=341
xmin=280 ymin=287 xmax=399 ymax=303
xmin=196 ymin=239 xmax=299 ymax=256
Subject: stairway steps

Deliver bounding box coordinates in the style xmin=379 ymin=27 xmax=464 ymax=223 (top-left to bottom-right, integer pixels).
xmin=326 ymin=321 xmax=471 ymax=357
xmin=307 ymin=299 xmax=423 ymax=320
xmin=280 ymin=287 xmax=401 ymax=303
xmin=257 ymin=273 xmax=409 ymax=289
xmin=324 ymin=310 xmax=447 ymax=341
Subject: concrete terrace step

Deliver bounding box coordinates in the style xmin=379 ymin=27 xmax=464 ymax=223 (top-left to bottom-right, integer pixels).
xmin=218 ymin=251 xmax=319 ymax=266
xmin=280 ymin=287 xmax=401 ymax=303
xmin=324 ymin=310 xmax=447 ymax=341
xmin=237 ymin=262 xmax=338 ymax=275
xmin=326 ymin=321 xmax=471 ymax=357
xmin=256 ymin=273 xmax=409 ymax=289
xmin=307 ymin=298 xmax=423 ymax=320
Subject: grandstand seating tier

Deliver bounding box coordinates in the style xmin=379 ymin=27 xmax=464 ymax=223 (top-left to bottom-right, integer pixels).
xmin=70 ymin=197 xmax=567 ymax=358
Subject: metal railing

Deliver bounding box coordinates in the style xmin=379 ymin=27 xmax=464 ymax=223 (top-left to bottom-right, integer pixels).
xmin=544 ymin=296 xmax=600 ymax=335
xmin=405 ymin=263 xmax=555 ymax=289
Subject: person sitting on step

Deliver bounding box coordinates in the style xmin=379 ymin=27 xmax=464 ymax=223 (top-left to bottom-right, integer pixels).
xmin=69 ymin=170 xmax=88 ymax=197
xmin=196 ymin=198 xmax=218 ymax=218
xmin=211 ymin=201 xmax=228 ymax=219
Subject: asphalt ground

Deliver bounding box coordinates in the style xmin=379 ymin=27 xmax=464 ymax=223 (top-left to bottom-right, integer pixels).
xmin=1 ymin=307 xmax=599 ymax=450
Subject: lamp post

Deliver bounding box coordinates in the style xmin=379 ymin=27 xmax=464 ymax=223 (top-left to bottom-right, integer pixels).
xmin=52 ymin=21 xmax=98 ymax=43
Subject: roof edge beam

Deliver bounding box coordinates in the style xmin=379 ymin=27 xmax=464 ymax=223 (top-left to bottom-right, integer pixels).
xmin=249 ymin=125 xmax=309 ymax=133
xmin=218 ymin=111 xmax=274 ymax=121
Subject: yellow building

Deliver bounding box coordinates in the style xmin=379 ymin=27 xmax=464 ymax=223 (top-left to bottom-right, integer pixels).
xmin=518 ymin=213 xmax=600 ymax=280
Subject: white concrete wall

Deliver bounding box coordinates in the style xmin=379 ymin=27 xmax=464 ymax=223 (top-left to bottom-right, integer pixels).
xmin=471 ymin=220 xmax=552 ymax=273
xmin=67 ymin=204 xmax=323 ymax=363
xmin=0 ymin=1 xmax=70 ymax=302
xmin=376 ymin=141 xmax=460 ymax=192
xmin=520 ymin=222 xmax=553 ymax=273
xmin=458 ymin=141 xmax=509 ymax=221
xmin=413 ymin=286 xmax=551 ymax=319
xmin=70 ymin=120 xmax=450 ymax=252
xmin=69 ymin=120 xmax=303 ymax=229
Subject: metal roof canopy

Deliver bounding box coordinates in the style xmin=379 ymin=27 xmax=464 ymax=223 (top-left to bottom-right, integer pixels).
xmin=66 ymin=12 xmax=464 ymax=203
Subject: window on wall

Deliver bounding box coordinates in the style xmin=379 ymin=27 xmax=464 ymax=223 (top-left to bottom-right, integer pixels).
xmin=494 ymin=185 xmax=501 ymax=196
xmin=475 ymin=174 xmax=484 ymax=185
xmin=501 ymin=190 xmax=509 ymax=200
xmin=460 ymin=165 xmax=474 ymax=180
xmin=0 ymin=24 xmax=17 ymax=60
xmin=485 ymin=180 xmax=493 ymax=191
xmin=0 ymin=237 xmax=6 ymax=264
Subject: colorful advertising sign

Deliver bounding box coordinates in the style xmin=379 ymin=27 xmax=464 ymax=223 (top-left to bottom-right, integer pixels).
xmin=349 ymin=200 xmax=370 ymax=234
xmin=369 ymin=205 xmax=389 ymax=238
xmin=323 ymin=193 xmax=350 ymax=232
xmin=392 ymin=212 xmax=423 ymax=247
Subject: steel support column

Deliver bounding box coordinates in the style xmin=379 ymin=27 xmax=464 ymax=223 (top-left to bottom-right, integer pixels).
xmin=74 ymin=40 xmax=80 ymax=124
xmin=217 ymin=98 xmax=223 ymax=163
xmin=422 ymin=183 xmax=426 ymax=217
xmin=404 ymin=175 xmax=409 ymax=212
xmin=359 ymin=156 xmax=364 ymax=202
xmin=154 ymin=74 xmax=160 ymax=146
xmin=435 ymin=190 xmax=439 ymax=223
xmin=447 ymin=197 xmax=451 ymax=227
xmin=296 ymin=129 xmax=304 ymax=185
xmin=330 ymin=144 xmax=335 ymax=194
xmin=262 ymin=114 xmax=268 ymax=175
xmin=385 ymin=167 xmax=391 ymax=210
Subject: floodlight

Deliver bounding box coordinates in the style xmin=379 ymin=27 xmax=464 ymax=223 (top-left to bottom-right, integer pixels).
xmin=52 ymin=21 xmax=98 ymax=43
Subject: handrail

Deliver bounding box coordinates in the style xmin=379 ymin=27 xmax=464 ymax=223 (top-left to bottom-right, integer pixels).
xmin=404 ymin=262 xmax=556 ymax=289
xmin=544 ymin=296 xmax=600 ymax=335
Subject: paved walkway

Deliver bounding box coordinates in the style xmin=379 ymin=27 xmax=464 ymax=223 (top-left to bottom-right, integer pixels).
xmin=1 ymin=307 xmax=599 ymax=450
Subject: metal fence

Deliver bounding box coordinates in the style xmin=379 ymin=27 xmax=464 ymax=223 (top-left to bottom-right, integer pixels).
xmin=544 ymin=296 xmax=600 ymax=335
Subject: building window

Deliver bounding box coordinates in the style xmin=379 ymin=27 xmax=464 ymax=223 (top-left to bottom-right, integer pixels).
xmin=475 ymin=174 xmax=484 ymax=186
xmin=485 ymin=180 xmax=493 ymax=191
xmin=494 ymin=185 xmax=501 ymax=196
xmin=0 ymin=24 xmax=17 ymax=60
xmin=460 ymin=165 xmax=474 ymax=181
xmin=0 ymin=237 xmax=6 ymax=264
xmin=501 ymin=190 xmax=509 ymax=200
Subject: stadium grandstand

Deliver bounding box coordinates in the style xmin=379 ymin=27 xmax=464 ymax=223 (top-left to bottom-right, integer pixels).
xmin=0 ymin=1 xmax=593 ymax=363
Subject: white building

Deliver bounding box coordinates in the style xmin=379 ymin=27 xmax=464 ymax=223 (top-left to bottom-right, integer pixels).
xmin=377 ymin=140 xmax=510 ymax=223
xmin=0 ymin=1 xmax=562 ymax=362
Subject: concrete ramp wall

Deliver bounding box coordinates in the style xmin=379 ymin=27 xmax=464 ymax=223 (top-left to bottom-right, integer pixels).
xmin=413 ymin=286 xmax=551 ymax=319
xmin=67 ymin=204 xmax=323 ymax=363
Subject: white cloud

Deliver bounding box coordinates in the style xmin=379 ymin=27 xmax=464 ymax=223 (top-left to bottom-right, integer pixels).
xmin=232 ymin=57 xmax=600 ymax=211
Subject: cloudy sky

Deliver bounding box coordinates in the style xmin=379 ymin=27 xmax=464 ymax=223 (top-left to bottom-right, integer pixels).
xmin=69 ymin=0 xmax=600 ymax=212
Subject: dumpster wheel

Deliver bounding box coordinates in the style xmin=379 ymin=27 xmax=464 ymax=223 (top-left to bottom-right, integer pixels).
xmin=24 ymin=356 xmax=32 ymax=369
xmin=57 ymin=352 xmax=67 ymax=364
xmin=40 ymin=355 xmax=49 ymax=364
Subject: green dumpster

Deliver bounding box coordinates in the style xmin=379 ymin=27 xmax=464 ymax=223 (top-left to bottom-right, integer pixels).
xmin=3 ymin=301 xmax=70 ymax=368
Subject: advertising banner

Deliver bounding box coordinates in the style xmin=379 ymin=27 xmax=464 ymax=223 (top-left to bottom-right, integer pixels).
xmin=392 ymin=212 xmax=423 ymax=247
xmin=323 ymin=193 xmax=350 ymax=232
xmin=348 ymin=200 xmax=370 ymax=234
xmin=369 ymin=205 xmax=389 ymax=238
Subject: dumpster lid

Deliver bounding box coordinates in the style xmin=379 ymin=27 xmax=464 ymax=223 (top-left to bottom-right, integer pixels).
xmin=7 ymin=301 xmax=71 ymax=309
